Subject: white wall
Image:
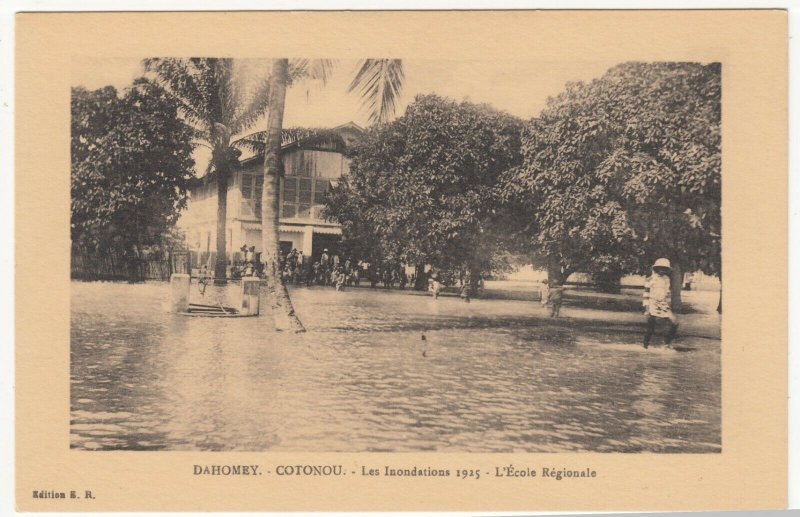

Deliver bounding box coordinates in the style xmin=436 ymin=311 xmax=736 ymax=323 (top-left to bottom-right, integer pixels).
xmin=280 ymin=232 xmax=305 ymax=253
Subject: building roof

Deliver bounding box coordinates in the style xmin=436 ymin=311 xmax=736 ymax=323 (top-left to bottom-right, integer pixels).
xmin=237 ymin=122 xmax=364 ymax=169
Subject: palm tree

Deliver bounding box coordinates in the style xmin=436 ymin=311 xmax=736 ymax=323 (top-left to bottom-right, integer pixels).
xmin=261 ymin=59 xmax=405 ymax=332
xmin=143 ymin=58 xmax=271 ymax=281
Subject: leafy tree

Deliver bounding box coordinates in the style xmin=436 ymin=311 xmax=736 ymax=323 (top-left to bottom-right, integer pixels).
xmin=326 ymin=94 xmax=523 ymax=293
xmin=502 ymin=62 xmax=720 ymax=305
xmin=143 ymin=58 xmax=272 ymax=280
xmin=260 ymin=59 xmax=405 ymax=331
xmin=71 ymin=80 xmax=195 ymax=281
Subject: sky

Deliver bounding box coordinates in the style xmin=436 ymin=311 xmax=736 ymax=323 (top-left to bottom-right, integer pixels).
xmin=72 ymin=57 xmax=620 ymax=171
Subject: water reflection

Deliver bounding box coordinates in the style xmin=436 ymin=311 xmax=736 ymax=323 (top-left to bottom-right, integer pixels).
xmin=71 ymin=282 xmax=721 ymax=452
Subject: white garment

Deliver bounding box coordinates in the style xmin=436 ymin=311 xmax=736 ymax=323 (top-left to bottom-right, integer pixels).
xmin=644 ymin=274 xmax=674 ymax=320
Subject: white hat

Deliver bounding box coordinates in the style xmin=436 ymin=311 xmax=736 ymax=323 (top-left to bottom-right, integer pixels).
xmin=653 ymin=258 xmax=672 ymax=270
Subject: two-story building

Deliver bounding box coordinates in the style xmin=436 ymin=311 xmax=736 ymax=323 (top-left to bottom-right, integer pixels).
xmin=180 ymin=122 xmax=363 ymax=271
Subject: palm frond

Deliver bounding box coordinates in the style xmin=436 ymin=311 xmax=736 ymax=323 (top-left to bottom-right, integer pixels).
xmin=230 ymin=74 xmax=270 ymax=135
xmin=142 ymin=58 xmax=211 ymax=127
xmin=288 ymin=59 xmax=337 ymax=85
xmin=203 ymin=157 xmax=215 ymax=177
xmin=233 ymin=132 xmax=267 ymax=155
xmin=280 ymin=126 xmax=345 ymax=149
xmin=287 ymin=59 xmax=310 ymax=84
xmin=200 ymin=58 xmax=239 ymax=130
xmin=287 ymin=59 xmax=338 ymax=105
xmin=233 ymin=127 xmax=347 ymax=156
xmin=348 ymin=59 xmax=404 ymax=124
xmin=306 ymin=59 xmax=337 ymax=85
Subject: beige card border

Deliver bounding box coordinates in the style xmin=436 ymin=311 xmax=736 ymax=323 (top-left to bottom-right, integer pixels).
xmin=15 ymin=10 xmax=787 ymax=512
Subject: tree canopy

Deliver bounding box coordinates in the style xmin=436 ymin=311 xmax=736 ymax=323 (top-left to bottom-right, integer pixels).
xmin=325 ymin=94 xmax=523 ymax=284
xmin=500 ymin=62 xmax=721 ymax=292
xmin=71 ymin=80 xmax=196 ymax=258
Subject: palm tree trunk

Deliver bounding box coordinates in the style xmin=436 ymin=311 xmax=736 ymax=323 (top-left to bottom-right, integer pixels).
xmin=414 ymin=263 xmax=427 ymax=290
xmin=468 ymin=263 xmax=482 ymax=297
xmin=214 ymin=164 xmax=229 ymax=282
xmin=262 ymin=58 xmax=305 ymax=332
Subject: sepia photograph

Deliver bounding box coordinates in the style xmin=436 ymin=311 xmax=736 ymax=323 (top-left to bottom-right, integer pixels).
xmin=69 ymin=56 xmax=722 ymax=453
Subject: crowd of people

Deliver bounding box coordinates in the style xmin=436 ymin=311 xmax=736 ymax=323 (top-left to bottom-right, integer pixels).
xmin=279 ymin=248 xmax=416 ymax=292
xmin=222 ymin=244 xmax=489 ymax=301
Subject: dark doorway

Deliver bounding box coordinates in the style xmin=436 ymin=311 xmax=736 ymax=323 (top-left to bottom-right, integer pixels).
xmin=280 ymin=241 xmax=293 ymax=259
xmin=311 ymin=234 xmax=341 ymax=263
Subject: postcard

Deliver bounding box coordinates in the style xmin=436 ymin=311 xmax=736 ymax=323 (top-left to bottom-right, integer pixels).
xmin=15 ymin=9 xmax=787 ymax=512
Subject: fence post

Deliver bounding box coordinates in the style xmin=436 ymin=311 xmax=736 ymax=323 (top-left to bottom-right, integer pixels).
xmin=170 ymin=273 xmax=191 ymax=313
xmin=240 ymin=277 xmax=260 ymax=316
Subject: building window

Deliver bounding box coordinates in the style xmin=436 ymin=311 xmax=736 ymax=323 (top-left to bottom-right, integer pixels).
xmin=281 ymin=176 xmax=329 ymax=220
xmin=240 ymin=172 xmax=263 ymax=219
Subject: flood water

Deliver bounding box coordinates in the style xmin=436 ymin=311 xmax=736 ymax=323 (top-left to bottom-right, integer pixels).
xmin=71 ymin=281 xmax=721 ymax=452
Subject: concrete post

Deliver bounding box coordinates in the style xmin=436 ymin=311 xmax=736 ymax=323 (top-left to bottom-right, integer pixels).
xmin=170 ymin=273 xmax=190 ymax=313
xmin=241 ymin=277 xmax=260 ymax=316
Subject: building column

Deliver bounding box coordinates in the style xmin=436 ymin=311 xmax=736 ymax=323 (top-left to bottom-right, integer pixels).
xmin=302 ymin=226 xmax=314 ymax=257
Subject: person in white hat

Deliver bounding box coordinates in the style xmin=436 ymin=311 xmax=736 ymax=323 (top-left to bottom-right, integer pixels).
xmin=642 ymin=258 xmax=678 ymax=348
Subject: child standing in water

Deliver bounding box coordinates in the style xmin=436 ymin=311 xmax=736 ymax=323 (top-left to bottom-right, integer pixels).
xmin=642 ymin=258 xmax=678 ymax=349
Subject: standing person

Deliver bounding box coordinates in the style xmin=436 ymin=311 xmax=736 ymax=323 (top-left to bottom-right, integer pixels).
xmin=313 ymin=261 xmax=322 ymax=285
xmin=548 ymin=281 xmax=564 ymax=318
xmin=305 ymin=260 xmax=314 ymax=287
xmin=319 ymin=249 xmax=330 ymax=285
xmin=540 ymin=277 xmax=550 ymax=307
xmin=356 ymin=260 xmax=365 ymax=286
xmin=198 ymin=264 xmax=210 ymax=296
xmin=429 ymin=272 xmax=442 ymax=300
xmin=642 ymin=258 xmax=679 ymax=349
xmin=243 ymin=246 xmax=256 ymax=277
xmin=459 ymin=282 xmax=471 ymax=303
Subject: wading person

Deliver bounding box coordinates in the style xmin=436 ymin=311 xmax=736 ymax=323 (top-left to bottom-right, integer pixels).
xmin=548 ymin=281 xmax=564 ymax=318
xmin=540 ymin=277 xmax=549 ymax=307
xmin=642 ymin=258 xmax=679 ymax=349
xmin=198 ymin=264 xmax=210 ymax=296
xmin=429 ymin=272 xmax=442 ymax=300
xmin=460 ymin=282 xmax=471 ymax=303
